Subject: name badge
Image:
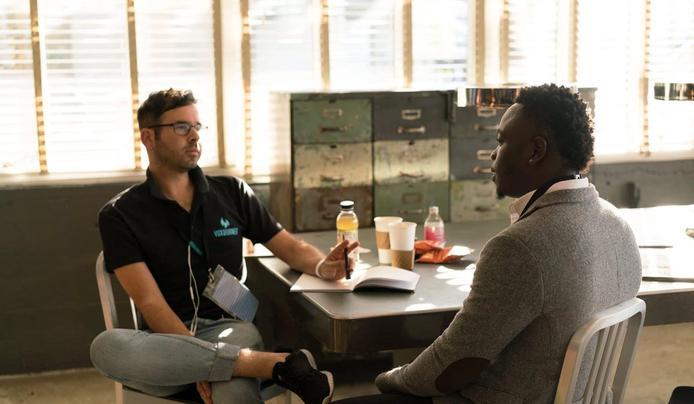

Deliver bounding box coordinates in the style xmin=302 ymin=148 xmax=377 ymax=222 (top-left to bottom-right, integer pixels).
xmin=203 ymin=265 xmax=258 ymax=322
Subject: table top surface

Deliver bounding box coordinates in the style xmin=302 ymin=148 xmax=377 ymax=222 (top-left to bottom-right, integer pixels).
xmin=252 ymin=205 xmax=694 ymax=321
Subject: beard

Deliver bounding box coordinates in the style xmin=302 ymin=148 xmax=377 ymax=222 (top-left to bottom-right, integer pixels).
xmin=154 ymin=143 xmax=201 ymax=172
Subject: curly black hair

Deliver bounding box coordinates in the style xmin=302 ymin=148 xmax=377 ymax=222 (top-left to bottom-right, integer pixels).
xmin=515 ymin=84 xmax=594 ymax=172
xmin=137 ymin=88 xmax=197 ymax=130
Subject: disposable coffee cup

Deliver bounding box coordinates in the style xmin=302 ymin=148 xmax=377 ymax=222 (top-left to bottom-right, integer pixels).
xmin=388 ymin=221 xmax=417 ymax=270
xmin=374 ymin=216 xmax=403 ymax=264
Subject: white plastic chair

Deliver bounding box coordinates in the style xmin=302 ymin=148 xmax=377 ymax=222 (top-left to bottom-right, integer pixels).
xmin=95 ymin=252 xmax=290 ymax=404
xmin=554 ymin=297 xmax=646 ymax=404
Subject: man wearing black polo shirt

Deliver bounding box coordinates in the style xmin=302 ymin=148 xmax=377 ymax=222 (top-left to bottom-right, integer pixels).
xmin=90 ymin=89 xmax=355 ymax=404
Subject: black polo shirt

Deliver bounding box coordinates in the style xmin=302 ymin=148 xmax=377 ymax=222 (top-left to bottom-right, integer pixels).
xmin=98 ymin=166 xmax=282 ymax=322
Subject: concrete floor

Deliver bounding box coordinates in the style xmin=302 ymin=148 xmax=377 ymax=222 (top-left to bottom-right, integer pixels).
xmin=1 ymin=322 xmax=692 ymax=404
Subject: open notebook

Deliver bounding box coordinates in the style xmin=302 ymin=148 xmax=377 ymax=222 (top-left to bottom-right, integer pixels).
xmin=290 ymin=266 xmax=420 ymax=293
xmin=640 ymin=248 xmax=694 ymax=282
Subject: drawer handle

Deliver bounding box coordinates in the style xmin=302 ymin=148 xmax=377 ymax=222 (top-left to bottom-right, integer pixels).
xmin=474 ymin=205 xmax=497 ymax=212
xmin=320 ymin=175 xmax=344 ymax=182
xmin=321 ymin=108 xmax=343 ymax=118
xmin=322 ymin=212 xmax=338 ymax=220
xmin=476 ymin=107 xmax=498 ymax=118
xmin=325 ymin=154 xmax=344 ymax=163
xmin=473 ymin=124 xmax=498 ymax=131
xmin=401 ymin=109 xmax=422 ymax=120
xmin=473 ymin=166 xmax=493 ymax=174
xmin=476 ymin=149 xmax=495 ymax=160
xmin=320 ymin=126 xmax=347 ymax=133
xmin=398 ymin=208 xmax=424 ymax=215
xmin=397 ymin=125 xmax=426 ymax=135
xmin=399 ymin=172 xmax=426 ymax=180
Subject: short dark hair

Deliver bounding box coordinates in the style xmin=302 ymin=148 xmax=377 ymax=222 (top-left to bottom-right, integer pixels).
xmin=137 ymin=88 xmax=197 ymax=129
xmin=515 ymin=84 xmax=594 ymax=171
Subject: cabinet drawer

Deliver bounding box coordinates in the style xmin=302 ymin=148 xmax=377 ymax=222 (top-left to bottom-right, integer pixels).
xmin=292 ymin=99 xmax=372 ymax=144
xmin=374 ymin=181 xmax=449 ymax=224
xmin=294 ymin=186 xmax=373 ymax=232
xmin=451 ymin=106 xmax=506 ymax=138
xmin=450 ymin=132 xmax=496 ymax=180
xmin=374 ymin=139 xmax=449 ymax=185
xmin=373 ymin=91 xmax=452 ymax=141
xmin=293 ymin=143 xmax=373 ymax=188
xmin=450 ymin=180 xmax=512 ymax=222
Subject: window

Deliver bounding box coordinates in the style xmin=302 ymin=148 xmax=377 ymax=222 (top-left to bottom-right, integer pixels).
xmin=647 ymin=0 xmax=694 ymax=153
xmin=248 ymin=0 xmax=317 ymax=176
xmin=0 ymin=0 xmax=38 ymax=174
xmin=505 ymin=0 xmax=560 ymax=84
xmin=329 ymin=0 xmax=397 ymax=90
xmin=577 ymin=0 xmax=646 ymax=156
xmin=135 ymin=0 xmax=218 ymax=168
xmin=38 ymin=0 xmax=133 ymax=173
xmin=411 ymin=0 xmax=468 ymax=88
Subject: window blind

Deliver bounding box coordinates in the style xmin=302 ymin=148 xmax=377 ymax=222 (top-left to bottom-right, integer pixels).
xmin=0 ymin=0 xmax=39 ymax=174
xmin=329 ymin=0 xmax=397 ymax=90
xmin=411 ymin=0 xmax=468 ymax=89
xmin=135 ymin=0 xmax=218 ymax=168
xmin=505 ymin=0 xmax=560 ymax=84
xmin=249 ymin=0 xmax=316 ymax=176
xmin=577 ymin=0 xmax=645 ymax=156
xmin=38 ymin=0 xmax=133 ymax=173
xmin=647 ymin=0 xmax=694 ymax=153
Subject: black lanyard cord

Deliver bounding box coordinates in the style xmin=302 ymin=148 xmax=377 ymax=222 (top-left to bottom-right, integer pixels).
xmin=519 ymin=174 xmax=581 ymax=218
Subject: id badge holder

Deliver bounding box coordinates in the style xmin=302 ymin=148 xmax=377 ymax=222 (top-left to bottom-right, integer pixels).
xmin=203 ymin=264 xmax=258 ymax=322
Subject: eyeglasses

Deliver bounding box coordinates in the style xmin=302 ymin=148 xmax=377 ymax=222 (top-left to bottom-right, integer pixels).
xmin=147 ymin=121 xmax=207 ymax=136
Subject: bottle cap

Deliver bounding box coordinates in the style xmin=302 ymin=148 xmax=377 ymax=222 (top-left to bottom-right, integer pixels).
xmin=340 ymin=200 xmax=355 ymax=210
xmin=429 ymin=206 xmax=439 ymax=214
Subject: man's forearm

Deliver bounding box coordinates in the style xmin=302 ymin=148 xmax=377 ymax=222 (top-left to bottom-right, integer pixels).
xmin=139 ymin=300 xmax=192 ymax=336
xmin=285 ymin=241 xmax=324 ymax=274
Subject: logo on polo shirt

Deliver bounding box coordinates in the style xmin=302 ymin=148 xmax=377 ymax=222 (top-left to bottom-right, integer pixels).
xmin=214 ymin=217 xmax=238 ymax=237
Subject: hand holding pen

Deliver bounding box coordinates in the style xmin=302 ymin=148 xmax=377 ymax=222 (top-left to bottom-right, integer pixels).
xmin=315 ymin=239 xmax=359 ymax=280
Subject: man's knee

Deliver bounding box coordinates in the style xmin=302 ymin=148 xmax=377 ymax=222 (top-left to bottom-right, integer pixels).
xmin=217 ymin=321 xmax=264 ymax=350
xmin=90 ymin=329 xmax=140 ymax=376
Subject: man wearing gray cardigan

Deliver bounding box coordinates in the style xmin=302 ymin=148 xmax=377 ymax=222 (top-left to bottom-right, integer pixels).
xmin=336 ymin=84 xmax=641 ymax=404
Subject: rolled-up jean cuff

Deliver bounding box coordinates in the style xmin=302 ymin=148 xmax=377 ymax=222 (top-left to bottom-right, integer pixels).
xmin=208 ymin=342 xmax=240 ymax=381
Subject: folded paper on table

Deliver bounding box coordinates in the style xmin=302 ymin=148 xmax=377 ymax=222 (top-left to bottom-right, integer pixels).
xmin=290 ymin=266 xmax=420 ymax=293
xmin=415 ymin=240 xmax=474 ymax=264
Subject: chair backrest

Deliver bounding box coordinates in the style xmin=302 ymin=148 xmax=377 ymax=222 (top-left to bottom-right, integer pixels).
xmin=95 ymin=251 xmax=141 ymax=330
xmin=554 ymin=297 xmax=646 ymax=404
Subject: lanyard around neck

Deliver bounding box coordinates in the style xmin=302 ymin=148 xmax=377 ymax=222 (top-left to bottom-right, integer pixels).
xmin=519 ymin=174 xmax=581 ymax=218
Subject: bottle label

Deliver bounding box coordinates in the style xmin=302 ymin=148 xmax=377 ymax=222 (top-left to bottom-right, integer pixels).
xmin=337 ymin=230 xmax=359 ymax=261
xmin=424 ymin=226 xmax=445 ymax=245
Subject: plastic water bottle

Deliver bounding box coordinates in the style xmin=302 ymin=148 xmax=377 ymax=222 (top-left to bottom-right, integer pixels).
xmin=336 ymin=200 xmax=359 ymax=261
xmin=424 ymin=206 xmax=445 ymax=247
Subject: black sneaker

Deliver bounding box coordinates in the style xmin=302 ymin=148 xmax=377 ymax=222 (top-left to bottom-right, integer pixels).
xmin=272 ymin=349 xmax=334 ymax=404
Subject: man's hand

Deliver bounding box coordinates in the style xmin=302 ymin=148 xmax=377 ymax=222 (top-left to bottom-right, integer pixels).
xmin=196 ymin=381 xmax=212 ymax=404
xmin=316 ymin=239 xmax=359 ymax=280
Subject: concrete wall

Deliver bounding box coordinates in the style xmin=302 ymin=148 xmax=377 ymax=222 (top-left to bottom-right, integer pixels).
xmin=0 ymin=160 xmax=692 ymax=375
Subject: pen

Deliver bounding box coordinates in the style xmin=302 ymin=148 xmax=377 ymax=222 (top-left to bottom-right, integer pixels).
xmin=344 ymin=247 xmax=351 ymax=280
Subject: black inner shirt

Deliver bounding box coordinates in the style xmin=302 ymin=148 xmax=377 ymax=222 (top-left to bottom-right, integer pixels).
xmin=98 ymin=167 xmax=282 ymax=323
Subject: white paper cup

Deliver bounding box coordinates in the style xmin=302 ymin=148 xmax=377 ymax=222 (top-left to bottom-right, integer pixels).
xmin=374 ymin=216 xmax=403 ymax=264
xmin=388 ymin=221 xmax=417 ymax=270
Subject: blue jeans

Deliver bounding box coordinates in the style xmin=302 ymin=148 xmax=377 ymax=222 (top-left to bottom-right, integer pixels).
xmin=90 ymin=318 xmax=264 ymax=403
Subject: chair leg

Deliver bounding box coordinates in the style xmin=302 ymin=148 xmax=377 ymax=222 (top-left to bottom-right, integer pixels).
xmin=115 ymin=382 xmax=124 ymax=404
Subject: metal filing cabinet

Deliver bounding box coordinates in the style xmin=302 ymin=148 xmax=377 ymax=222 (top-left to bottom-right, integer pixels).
xmin=372 ymin=91 xmax=452 ymax=223
xmin=290 ymin=95 xmax=373 ymax=231
xmin=450 ymin=106 xmax=506 ymax=181
xmin=450 ymin=179 xmax=511 ymax=222
xmin=375 ymin=181 xmax=450 ymax=223
xmin=449 ymin=104 xmax=509 ymax=222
